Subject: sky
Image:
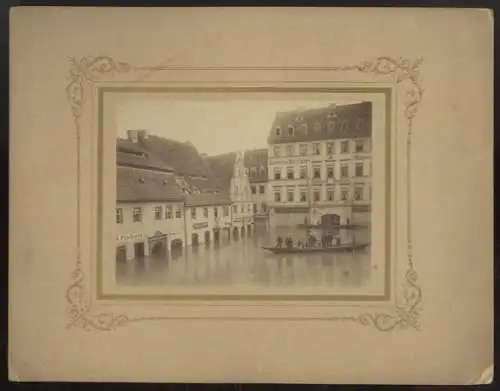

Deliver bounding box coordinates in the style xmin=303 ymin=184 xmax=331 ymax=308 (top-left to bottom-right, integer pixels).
xmin=115 ymin=96 xmax=362 ymax=156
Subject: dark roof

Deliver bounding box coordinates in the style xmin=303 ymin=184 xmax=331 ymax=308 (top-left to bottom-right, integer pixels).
xmin=185 ymin=192 xmax=232 ymax=206
xmin=203 ymin=152 xmax=237 ymax=191
xmin=117 ymin=139 xmax=176 ymax=173
xmin=268 ymin=101 xmax=372 ymax=144
xmin=135 ymin=135 xmax=215 ymax=179
xmin=117 ymin=167 xmax=185 ymax=203
xmin=244 ymin=148 xmax=268 ymax=183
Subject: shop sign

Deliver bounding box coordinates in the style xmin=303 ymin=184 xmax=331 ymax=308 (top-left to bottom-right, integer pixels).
xmin=269 ymin=158 xmax=309 ymax=166
xmin=193 ymin=222 xmax=209 ymax=230
xmin=116 ymin=233 xmax=143 ymax=242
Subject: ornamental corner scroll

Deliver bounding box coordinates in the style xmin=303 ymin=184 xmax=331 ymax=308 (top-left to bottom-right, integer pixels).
xmin=66 ymin=55 xmax=424 ymax=332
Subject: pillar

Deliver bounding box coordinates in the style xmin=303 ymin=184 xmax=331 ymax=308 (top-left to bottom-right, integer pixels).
xmin=125 ymin=242 xmax=134 ymax=261
xmin=165 ymin=235 xmax=171 ymax=259
xmin=143 ymin=239 xmax=150 ymax=256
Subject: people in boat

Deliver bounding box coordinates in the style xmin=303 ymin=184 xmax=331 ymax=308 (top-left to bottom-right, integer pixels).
xmin=285 ymin=236 xmax=294 ymax=248
xmin=275 ymin=236 xmax=284 ymax=248
xmin=297 ymin=239 xmax=304 ymax=249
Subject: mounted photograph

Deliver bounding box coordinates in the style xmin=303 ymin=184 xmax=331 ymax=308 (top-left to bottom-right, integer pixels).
xmin=111 ymin=92 xmax=381 ymax=296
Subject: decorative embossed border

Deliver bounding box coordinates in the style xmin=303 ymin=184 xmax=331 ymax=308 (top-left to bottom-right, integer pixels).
xmin=66 ymin=56 xmax=423 ymax=332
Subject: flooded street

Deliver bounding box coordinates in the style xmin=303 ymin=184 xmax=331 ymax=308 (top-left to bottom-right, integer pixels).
xmin=116 ymin=225 xmax=371 ymax=288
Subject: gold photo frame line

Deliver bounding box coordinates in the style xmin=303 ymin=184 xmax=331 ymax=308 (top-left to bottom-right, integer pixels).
xmin=65 ymin=56 xmax=423 ymax=332
xmin=97 ymin=86 xmax=391 ymax=302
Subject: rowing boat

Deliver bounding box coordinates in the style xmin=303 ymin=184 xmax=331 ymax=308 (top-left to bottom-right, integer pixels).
xmin=261 ymin=243 xmax=370 ymax=254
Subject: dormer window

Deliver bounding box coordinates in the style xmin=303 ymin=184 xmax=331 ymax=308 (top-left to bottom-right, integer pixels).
xmin=314 ymin=122 xmax=322 ymax=132
xmin=341 ymin=120 xmax=348 ymax=132
xmin=275 ymin=127 xmax=281 ymax=136
xmin=300 ymin=123 xmax=308 ymax=134
xmin=328 ymin=121 xmax=336 ymax=133
xmin=288 ymin=125 xmax=294 ymax=136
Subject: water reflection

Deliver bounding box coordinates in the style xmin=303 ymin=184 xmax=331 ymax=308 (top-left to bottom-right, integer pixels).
xmin=116 ymin=226 xmax=371 ymax=288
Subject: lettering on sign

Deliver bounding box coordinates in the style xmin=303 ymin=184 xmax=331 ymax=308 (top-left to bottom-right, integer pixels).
xmin=116 ymin=233 xmax=143 ymax=242
xmin=269 ymin=158 xmax=309 ymax=166
xmin=193 ymin=222 xmax=209 ymax=230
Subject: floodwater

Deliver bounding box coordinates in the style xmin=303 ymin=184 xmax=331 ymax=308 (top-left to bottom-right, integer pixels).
xmin=116 ymin=224 xmax=371 ymax=288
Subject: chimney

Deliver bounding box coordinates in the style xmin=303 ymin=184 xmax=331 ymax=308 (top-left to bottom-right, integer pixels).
xmin=127 ymin=129 xmax=139 ymax=143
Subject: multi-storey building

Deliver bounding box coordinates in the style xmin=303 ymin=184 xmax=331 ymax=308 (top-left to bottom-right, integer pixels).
xmin=266 ymin=101 xmax=372 ymax=228
xmin=115 ymin=141 xmax=186 ymax=264
xmin=184 ymin=193 xmax=233 ymax=247
xmin=204 ymin=151 xmax=254 ymax=237
xmin=243 ymin=148 xmax=269 ymax=226
xmin=122 ymin=129 xmax=234 ymax=249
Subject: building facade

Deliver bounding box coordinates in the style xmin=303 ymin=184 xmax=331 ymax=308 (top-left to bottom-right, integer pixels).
xmin=244 ymin=148 xmax=269 ymax=226
xmin=115 ymin=144 xmax=187 ymax=264
xmin=204 ymin=151 xmax=254 ymax=238
xmin=184 ymin=193 xmax=233 ymax=247
xmin=266 ymin=101 xmax=372 ymax=228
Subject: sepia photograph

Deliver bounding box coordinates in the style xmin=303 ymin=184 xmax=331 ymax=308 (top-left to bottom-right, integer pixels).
xmin=114 ymin=97 xmax=373 ymax=290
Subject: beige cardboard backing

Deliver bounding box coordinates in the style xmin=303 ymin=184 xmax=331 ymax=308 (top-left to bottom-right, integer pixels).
xmin=9 ymin=7 xmax=493 ymax=384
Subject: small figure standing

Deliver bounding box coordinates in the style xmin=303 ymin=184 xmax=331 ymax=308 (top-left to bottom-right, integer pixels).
xmin=276 ymin=235 xmax=283 ymax=248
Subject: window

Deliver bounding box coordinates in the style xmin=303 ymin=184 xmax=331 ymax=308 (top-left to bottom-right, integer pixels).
xmin=287 ymin=189 xmax=294 ymax=202
xmin=251 ymin=185 xmax=256 ymax=195
xmin=253 ymin=204 xmax=257 ymax=213
xmin=164 ymin=206 xmax=173 ymax=220
xmin=191 ymin=208 xmax=197 ymax=219
xmin=300 ymin=123 xmax=308 ymax=134
xmin=288 ymin=125 xmax=294 ymax=136
xmin=314 ymin=122 xmax=322 ymax=132
xmin=355 ymin=163 xmax=364 ymax=177
xmin=300 ymin=191 xmax=307 ymax=202
xmin=354 ymin=187 xmax=363 ymax=200
xmin=273 ymin=146 xmax=281 ymax=157
xmin=313 ymin=143 xmax=321 ymax=155
xmin=313 ymin=167 xmax=321 ymax=179
xmin=274 ymin=190 xmax=281 ymax=202
xmin=341 ymin=190 xmax=349 ymax=200
xmin=248 ymin=204 xmax=252 ymax=213
xmin=341 ymin=120 xmax=348 ymax=132
xmin=341 ymin=140 xmax=349 ymax=153
xmin=133 ymin=207 xmax=142 ymax=223
xmin=203 ymin=208 xmax=208 ymax=218
xmin=313 ymin=190 xmax=321 ymax=202
xmin=232 ymin=205 xmax=237 ymax=214
xmin=300 ymin=166 xmax=307 ymax=179
xmin=275 ymin=127 xmax=281 ymax=136
xmin=153 ymin=206 xmax=162 ymax=220
xmin=328 ymin=121 xmax=336 ymax=132
xmin=223 ymin=206 xmax=229 ymax=217
xmin=240 ymin=205 xmax=244 ymax=213
xmin=260 ymin=166 xmax=266 ymax=176
xmin=259 ymin=185 xmax=265 ymax=194
xmin=175 ymin=207 xmax=182 ymax=219
xmin=341 ymin=164 xmax=349 ymax=178
xmin=251 ymin=167 xmax=257 ymax=175
xmin=299 ymin=144 xmax=308 ymax=155
xmin=327 ymin=166 xmax=334 ymax=179
xmin=287 ymin=167 xmax=294 ymax=180
xmin=286 ymin=145 xmax=294 ymax=156
xmin=274 ymin=168 xmax=281 ymax=180
xmin=327 ymin=189 xmax=334 ymax=201
xmin=326 ymin=142 xmax=334 ymax=155
xmin=261 ymin=203 xmax=267 ymax=212
xmin=116 ymin=208 xmax=123 ymax=224
xmin=355 ymin=140 xmax=364 ymax=152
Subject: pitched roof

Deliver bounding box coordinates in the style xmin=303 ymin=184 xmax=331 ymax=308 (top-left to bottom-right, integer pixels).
xmin=243 ymin=148 xmax=268 ymax=183
xmin=135 ymin=135 xmax=215 ymax=179
xmin=203 ymin=152 xmax=237 ymax=191
xmin=268 ymin=101 xmax=372 ymax=144
xmin=185 ymin=192 xmax=232 ymax=206
xmin=117 ymin=167 xmax=185 ymax=203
